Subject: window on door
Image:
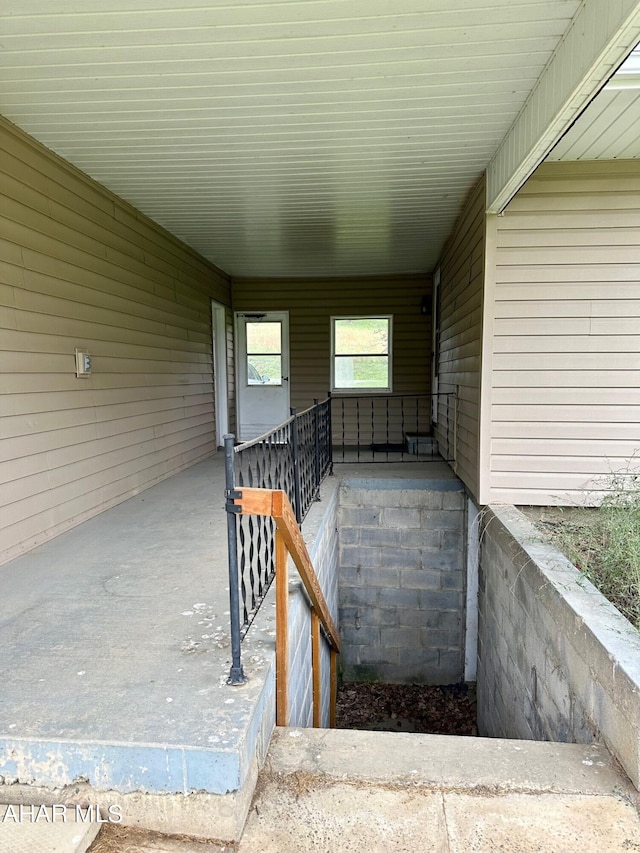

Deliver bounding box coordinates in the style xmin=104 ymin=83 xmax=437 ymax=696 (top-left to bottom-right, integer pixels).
xmin=331 ymin=316 xmax=392 ymax=392
xmin=246 ymin=321 xmax=282 ymax=385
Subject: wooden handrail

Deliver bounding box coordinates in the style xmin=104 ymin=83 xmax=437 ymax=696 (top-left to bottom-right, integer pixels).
xmin=231 ymin=486 xmax=340 ymax=726
xmin=232 ymin=487 xmax=340 ymax=651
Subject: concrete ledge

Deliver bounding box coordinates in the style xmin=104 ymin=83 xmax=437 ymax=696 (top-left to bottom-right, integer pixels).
xmin=479 ymin=504 xmax=640 ymax=789
xmin=0 ymin=645 xmax=276 ymax=796
xmin=339 ymin=477 xmax=463 ymax=491
xmin=244 ymin=730 xmax=640 ymax=853
xmin=267 ymin=727 xmax=634 ymax=796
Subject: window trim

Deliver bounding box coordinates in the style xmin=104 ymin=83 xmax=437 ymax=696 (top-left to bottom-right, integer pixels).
xmin=330 ymin=315 xmax=393 ymax=393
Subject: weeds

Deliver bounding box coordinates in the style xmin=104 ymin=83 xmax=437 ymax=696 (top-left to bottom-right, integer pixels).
xmin=532 ymin=470 xmax=640 ymax=631
xmin=597 ymin=491 xmax=640 ymax=630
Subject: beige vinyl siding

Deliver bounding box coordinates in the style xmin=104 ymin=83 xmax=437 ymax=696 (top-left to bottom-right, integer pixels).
xmin=232 ymin=275 xmax=432 ymax=443
xmin=0 ymin=118 xmax=231 ymax=565
xmin=490 ymin=160 xmax=640 ymax=505
xmin=435 ymin=176 xmax=486 ymax=501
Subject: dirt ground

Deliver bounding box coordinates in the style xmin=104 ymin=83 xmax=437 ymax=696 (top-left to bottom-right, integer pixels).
xmin=335 ymin=681 xmax=477 ymax=736
xmin=88 ymin=825 xmax=231 ymax=852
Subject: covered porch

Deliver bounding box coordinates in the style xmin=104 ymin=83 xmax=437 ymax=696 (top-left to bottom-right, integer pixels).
xmin=2 ymin=1 xmax=640 ymax=843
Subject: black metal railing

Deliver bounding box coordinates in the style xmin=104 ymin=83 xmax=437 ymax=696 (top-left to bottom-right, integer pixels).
xmin=331 ymin=392 xmax=456 ymax=463
xmin=295 ymin=398 xmax=333 ymax=518
xmin=224 ymin=391 xmax=456 ymax=683
xmin=224 ymin=398 xmax=332 ymax=682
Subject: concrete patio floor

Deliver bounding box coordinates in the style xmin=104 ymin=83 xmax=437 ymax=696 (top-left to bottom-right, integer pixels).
xmin=0 ymin=454 xmax=277 ymax=799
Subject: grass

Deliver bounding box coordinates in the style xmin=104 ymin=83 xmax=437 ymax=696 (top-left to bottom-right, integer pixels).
xmin=531 ymin=487 xmax=640 ymax=631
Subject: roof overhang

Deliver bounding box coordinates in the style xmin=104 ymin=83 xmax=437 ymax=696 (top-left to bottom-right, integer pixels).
xmin=487 ymin=0 xmax=640 ymax=212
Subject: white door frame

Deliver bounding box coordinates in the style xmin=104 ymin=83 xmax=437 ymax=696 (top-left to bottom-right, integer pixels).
xmin=211 ymin=300 xmax=229 ymax=447
xmin=235 ymin=311 xmax=290 ymax=441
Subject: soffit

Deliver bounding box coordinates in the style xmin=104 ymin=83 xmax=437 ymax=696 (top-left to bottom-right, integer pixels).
xmin=485 ymin=0 xmax=640 ymax=211
xmin=0 ymin=0 xmax=582 ymax=277
xmin=549 ymin=48 xmax=640 ymax=161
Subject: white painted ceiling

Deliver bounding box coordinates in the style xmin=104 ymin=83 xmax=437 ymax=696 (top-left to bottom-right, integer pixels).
xmin=550 ymin=47 xmax=640 ymax=161
xmin=0 ymin=0 xmax=585 ymax=277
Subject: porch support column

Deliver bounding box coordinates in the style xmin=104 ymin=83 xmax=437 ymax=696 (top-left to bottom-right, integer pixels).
xmin=486 ymin=0 xmax=640 ymax=213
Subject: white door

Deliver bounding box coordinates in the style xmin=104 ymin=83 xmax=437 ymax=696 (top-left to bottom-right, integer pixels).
xmin=236 ymin=312 xmax=290 ymax=441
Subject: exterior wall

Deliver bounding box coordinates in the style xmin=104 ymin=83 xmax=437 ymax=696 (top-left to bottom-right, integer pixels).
xmin=486 ymin=160 xmax=640 ymax=505
xmin=338 ymin=478 xmax=466 ymax=685
xmin=232 ymin=275 xmax=432 ymax=433
xmin=478 ymin=504 xmax=640 ymax=790
xmin=435 ymin=176 xmax=486 ymax=502
xmin=0 ymin=119 xmax=231 ymax=565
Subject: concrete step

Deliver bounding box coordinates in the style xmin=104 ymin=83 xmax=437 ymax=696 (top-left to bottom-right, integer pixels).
xmin=237 ymin=728 xmax=640 ymax=852
xmin=0 ymin=805 xmax=99 ymax=853
xmin=52 ymin=728 xmax=640 ymax=852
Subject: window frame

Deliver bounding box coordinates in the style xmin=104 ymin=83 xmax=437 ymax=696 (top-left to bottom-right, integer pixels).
xmin=330 ymin=315 xmax=393 ymax=393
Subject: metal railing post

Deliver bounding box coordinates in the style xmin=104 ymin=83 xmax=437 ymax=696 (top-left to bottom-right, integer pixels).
xmin=224 ymin=434 xmax=246 ymax=685
xmin=290 ymin=407 xmax=303 ymax=525
xmin=313 ymin=398 xmax=321 ymax=501
xmin=327 ymin=391 xmax=334 ymax=475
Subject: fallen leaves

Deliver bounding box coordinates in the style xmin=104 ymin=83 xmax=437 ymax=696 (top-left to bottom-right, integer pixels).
xmin=335 ymin=682 xmax=477 ymax=736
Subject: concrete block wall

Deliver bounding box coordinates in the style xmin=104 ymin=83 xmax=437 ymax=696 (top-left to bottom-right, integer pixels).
xmin=338 ymin=478 xmax=466 ymax=684
xmin=286 ymin=483 xmax=339 ymax=727
xmin=478 ymin=504 xmax=640 ymax=789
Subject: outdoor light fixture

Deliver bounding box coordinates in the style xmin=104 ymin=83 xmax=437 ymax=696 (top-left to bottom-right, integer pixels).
xmin=75 ymin=348 xmax=92 ymax=377
xmin=420 ymin=296 xmax=432 ymax=316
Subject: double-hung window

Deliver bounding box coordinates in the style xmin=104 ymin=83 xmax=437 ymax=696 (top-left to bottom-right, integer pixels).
xmin=331 ymin=316 xmax=392 ymax=392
